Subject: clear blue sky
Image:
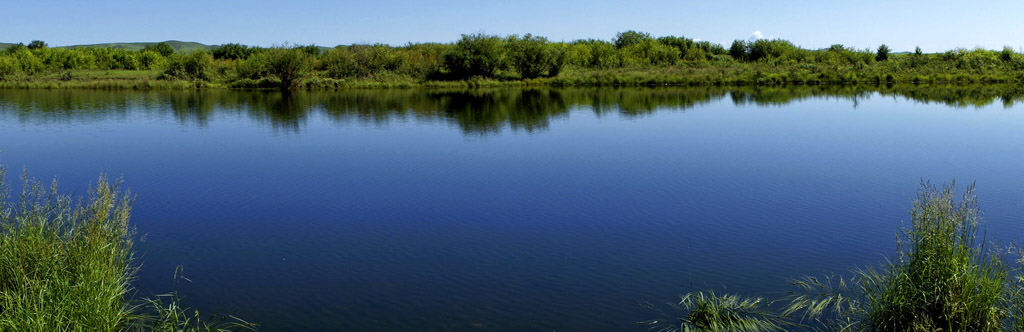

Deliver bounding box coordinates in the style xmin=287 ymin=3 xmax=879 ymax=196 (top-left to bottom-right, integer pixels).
xmin=4 ymin=0 xmax=1023 ymax=52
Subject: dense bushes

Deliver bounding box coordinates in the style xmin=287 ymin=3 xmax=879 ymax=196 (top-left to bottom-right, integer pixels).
xmin=161 ymin=50 xmax=213 ymax=80
xmin=5 ymin=31 xmax=1024 ymax=87
xmin=442 ymin=33 xmax=507 ymax=79
xmin=507 ymin=34 xmax=564 ymax=79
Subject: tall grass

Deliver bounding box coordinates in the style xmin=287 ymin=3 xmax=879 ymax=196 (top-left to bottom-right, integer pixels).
xmin=0 ymin=166 xmax=255 ymax=331
xmin=859 ymin=181 xmax=1007 ymax=331
xmin=651 ymin=181 xmax=1022 ymax=331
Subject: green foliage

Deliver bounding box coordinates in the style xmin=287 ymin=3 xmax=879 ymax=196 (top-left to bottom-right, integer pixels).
xmin=443 ymin=33 xmax=507 ymax=79
xmin=876 ymin=44 xmax=890 ymax=62
xmin=658 ymin=36 xmax=696 ymax=60
xmin=351 ymin=44 xmax=404 ymax=76
xmin=212 ymin=43 xmax=254 ymax=60
xmin=747 ymin=39 xmax=800 ymax=63
xmin=729 ymin=40 xmax=747 ymax=60
xmin=860 ymin=182 xmax=1006 ymax=332
xmin=1000 ymin=46 xmax=1015 ymax=62
xmin=0 ymin=170 xmax=135 ymax=332
xmin=621 ymin=39 xmax=679 ymax=67
xmin=12 ymin=49 xmax=44 ymax=74
xmin=143 ymin=42 xmax=175 ymax=57
xmin=614 ymin=30 xmax=652 ymax=49
xmin=27 ymin=40 xmax=47 ymax=50
xmin=0 ymin=167 xmax=256 ymax=331
xmin=320 ymin=47 xmax=357 ymax=78
xmin=0 ymin=55 xmax=19 ymax=80
xmin=264 ymin=48 xmax=312 ymax=88
xmin=507 ymin=34 xmax=563 ymax=79
xmin=5 ymin=43 xmax=27 ymax=55
xmin=138 ymin=50 xmax=165 ymax=70
xmin=163 ymin=50 xmax=214 ymax=80
xmin=296 ymin=44 xmax=321 ymax=57
xmin=5 ymin=32 xmax=1024 ymax=88
xmin=645 ymin=181 xmax=1024 ymax=332
xmin=641 ymin=291 xmax=794 ymax=332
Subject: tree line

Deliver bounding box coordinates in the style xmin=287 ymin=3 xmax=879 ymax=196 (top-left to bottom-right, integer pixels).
xmin=3 ymin=32 xmax=1024 ymax=88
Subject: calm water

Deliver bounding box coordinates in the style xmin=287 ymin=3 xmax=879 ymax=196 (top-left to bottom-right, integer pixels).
xmin=1 ymin=87 xmax=1024 ymax=331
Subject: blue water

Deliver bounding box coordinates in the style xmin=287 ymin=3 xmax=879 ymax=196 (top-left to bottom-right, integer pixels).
xmin=1 ymin=88 xmax=1023 ymax=331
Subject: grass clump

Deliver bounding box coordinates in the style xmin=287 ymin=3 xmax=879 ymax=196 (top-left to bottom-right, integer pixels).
xmin=650 ymin=181 xmax=1018 ymax=331
xmin=0 ymin=166 xmax=255 ymax=332
xmin=860 ymin=181 xmax=1006 ymax=331
xmin=639 ymin=290 xmax=795 ymax=332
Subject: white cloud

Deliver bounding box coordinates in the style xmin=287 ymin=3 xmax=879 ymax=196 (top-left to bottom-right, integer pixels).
xmin=693 ymin=38 xmax=702 ymax=42
xmin=750 ymin=30 xmax=765 ymax=41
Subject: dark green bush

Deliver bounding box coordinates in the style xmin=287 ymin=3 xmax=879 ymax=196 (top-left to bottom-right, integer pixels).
xmin=265 ymin=48 xmax=312 ymax=88
xmin=142 ymin=42 xmax=175 ymax=57
xmin=162 ymin=50 xmax=214 ymax=80
xmin=613 ymin=30 xmax=652 ymax=49
xmin=876 ymin=44 xmax=890 ymax=62
xmin=729 ymin=40 xmax=748 ymax=60
xmin=212 ymin=43 xmax=254 ymax=60
xmin=442 ymin=33 xmax=507 ymax=79
xmin=508 ymin=34 xmax=563 ymax=79
xmin=27 ymin=40 xmax=47 ymax=50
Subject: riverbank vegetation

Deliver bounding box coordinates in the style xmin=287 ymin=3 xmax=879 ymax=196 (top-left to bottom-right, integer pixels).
xmin=2 ymin=32 xmax=1024 ymax=89
xmin=0 ymin=166 xmax=256 ymax=331
xmin=643 ymin=182 xmax=1024 ymax=332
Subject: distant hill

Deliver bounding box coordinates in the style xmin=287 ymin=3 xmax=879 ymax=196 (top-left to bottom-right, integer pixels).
xmin=62 ymin=40 xmax=216 ymax=52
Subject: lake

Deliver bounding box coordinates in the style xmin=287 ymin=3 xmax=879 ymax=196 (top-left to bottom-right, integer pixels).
xmin=1 ymin=86 xmax=1023 ymax=331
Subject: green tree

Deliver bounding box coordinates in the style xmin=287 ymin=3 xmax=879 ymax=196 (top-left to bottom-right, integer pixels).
xmin=613 ymin=30 xmax=652 ymax=49
xmin=0 ymin=56 xmax=19 ymax=80
xmin=999 ymin=46 xmax=1015 ymax=62
xmin=266 ymin=48 xmax=312 ymax=88
xmin=27 ymin=40 xmax=47 ymax=50
xmin=162 ymin=50 xmax=213 ymax=80
xmin=876 ymin=44 xmax=890 ymax=62
xmin=296 ymin=44 xmax=321 ymax=56
xmin=212 ymin=43 xmax=253 ymax=60
xmin=142 ymin=42 xmax=175 ymax=57
xmin=507 ymin=34 xmax=563 ymax=79
xmin=442 ymin=33 xmax=506 ymax=79
xmin=729 ymin=40 xmax=748 ymax=60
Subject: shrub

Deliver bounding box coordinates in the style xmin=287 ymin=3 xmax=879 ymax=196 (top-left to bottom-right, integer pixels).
xmin=142 ymin=42 xmax=175 ymax=57
xmin=112 ymin=50 xmax=139 ymax=70
xmin=352 ymin=44 xmax=404 ymax=76
xmin=162 ymin=50 xmax=214 ymax=80
xmin=0 ymin=55 xmax=19 ymax=80
xmin=442 ymin=33 xmax=506 ymax=79
xmin=876 ymin=44 xmax=890 ymax=62
xmin=729 ymin=40 xmax=748 ymax=60
xmin=27 ymin=40 xmax=47 ymax=50
xmin=320 ymin=47 xmax=357 ymax=78
xmin=613 ymin=30 xmax=652 ymax=49
xmin=138 ymin=50 xmax=165 ymax=69
xmin=265 ymin=48 xmax=312 ymax=88
xmin=212 ymin=43 xmax=254 ymax=60
xmin=507 ymin=34 xmax=562 ymax=79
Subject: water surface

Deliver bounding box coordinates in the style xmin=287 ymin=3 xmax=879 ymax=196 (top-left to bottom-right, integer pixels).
xmin=1 ymin=86 xmax=1023 ymax=331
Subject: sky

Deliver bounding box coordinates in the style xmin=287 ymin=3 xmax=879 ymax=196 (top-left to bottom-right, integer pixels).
xmin=3 ymin=0 xmax=1024 ymax=53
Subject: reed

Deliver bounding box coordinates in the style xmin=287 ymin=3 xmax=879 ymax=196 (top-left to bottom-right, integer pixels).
xmin=0 ymin=166 xmax=255 ymax=331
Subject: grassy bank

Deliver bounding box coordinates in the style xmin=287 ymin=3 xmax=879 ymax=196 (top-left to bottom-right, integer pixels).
xmin=644 ymin=182 xmax=1024 ymax=332
xmin=0 ymin=166 xmax=255 ymax=332
xmin=4 ymin=32 xmax=1024 ymax=90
